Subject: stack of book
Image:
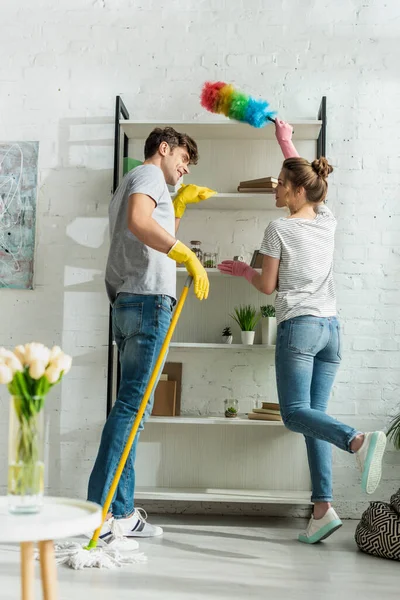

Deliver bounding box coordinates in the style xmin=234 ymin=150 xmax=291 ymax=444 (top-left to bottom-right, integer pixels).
xmin=248 ymin=402 xmax=282 ymax=422
xmin=237 ymin=177 xmax=278 ymax=193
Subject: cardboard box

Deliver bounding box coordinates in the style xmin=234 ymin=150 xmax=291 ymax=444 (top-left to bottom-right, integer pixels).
xmin=152 ymin=380 xmax=177 ymax=416
xmin=161 ymin=362 xmax=182 ymax=415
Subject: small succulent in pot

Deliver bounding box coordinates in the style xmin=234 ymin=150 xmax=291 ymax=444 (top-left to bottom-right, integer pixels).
xmin=224 ymin=399 xmax=238 ymax=418
xmin=222 ymin=326 xmax=233 ymax=344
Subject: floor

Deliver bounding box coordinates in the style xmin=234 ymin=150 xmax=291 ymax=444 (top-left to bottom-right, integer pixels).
xmin=0 ymin=516 xmax=398 ymax=600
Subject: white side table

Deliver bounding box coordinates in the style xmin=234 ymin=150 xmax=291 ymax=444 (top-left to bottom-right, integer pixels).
xmin=0 ymin=496 xmax=102 ymax=600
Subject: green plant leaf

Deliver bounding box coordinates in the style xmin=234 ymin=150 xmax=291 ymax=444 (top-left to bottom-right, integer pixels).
xmin=230 ymin=305 xmax=260 ymax=331
xmin=387 ymin=413 xmax=400 ymax=450
xmin=260 ymin=305 xmax=276 ymax=318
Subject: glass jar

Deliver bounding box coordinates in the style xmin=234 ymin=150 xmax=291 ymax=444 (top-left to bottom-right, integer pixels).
xmin=203 ymin=252 xmax=218 ymax=269
xmin=8 ymin=395 xmax=45 ymax=514
xmin=224 ymin=399 xmax=239 ymax=418
xmin=190 ymin=241 xmax=203 ymax=264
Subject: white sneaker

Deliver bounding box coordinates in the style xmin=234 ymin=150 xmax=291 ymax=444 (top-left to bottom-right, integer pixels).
xmin=88 ymin=518 xmax=139 ymax=550
xmin=355 ymin=431 xmax=387 ymax=494
xmin=119 ymin=508 xmax=163 ymax=538
xmin=298 ymin=507 xmax=342 ymax=544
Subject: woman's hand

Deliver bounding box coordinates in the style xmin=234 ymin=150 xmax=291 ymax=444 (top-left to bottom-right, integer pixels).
xmin=217 ymin=260 xmax=257 ymax=283
xmin=274 ymin=119 xmax=300 ymax=159
xmin=275 ymin=119 xmax=294 ymax=142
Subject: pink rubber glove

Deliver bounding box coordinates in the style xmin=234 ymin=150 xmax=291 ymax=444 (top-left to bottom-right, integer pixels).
xmin=275 ymin=119 xmax=300 ymax=159
xmin=218 ymin=260 xmax=257 ymax=284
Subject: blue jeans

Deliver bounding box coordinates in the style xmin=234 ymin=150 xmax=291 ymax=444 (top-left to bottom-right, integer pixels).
xmin=88 ymin=293 xmax=173 ymax=518
xmin=275 ymin=316 xmax=359 ymax=503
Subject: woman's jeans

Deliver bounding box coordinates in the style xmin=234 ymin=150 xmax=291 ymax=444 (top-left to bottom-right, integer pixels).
xmin=275 ymin=316 xmax=359 ymax=503
xmin=88 ymin=293 xmax=173 ymax=518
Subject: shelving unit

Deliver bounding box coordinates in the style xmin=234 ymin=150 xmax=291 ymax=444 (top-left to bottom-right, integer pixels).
xmin=110 ymin=95 xmax=327 ymax=507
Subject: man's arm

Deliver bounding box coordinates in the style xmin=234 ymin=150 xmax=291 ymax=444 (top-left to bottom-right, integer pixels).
xmin=127 ymin=192 xmax=210 ymax=301
xmin=127 ymin=193 xmax=176 ymax=252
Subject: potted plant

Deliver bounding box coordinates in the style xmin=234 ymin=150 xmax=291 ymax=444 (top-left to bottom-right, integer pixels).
xmin=387 ymin=411 xmax=400 ymax=450
xmin=222 ymin=327 xmax=233 ymax=344
xmin=230 ymin=305 xmax=260 ymax=345
xmin=224 ymin=399 xmax=238 ymax=418
xmin=260 ymin=305 xmax=277 ymax=346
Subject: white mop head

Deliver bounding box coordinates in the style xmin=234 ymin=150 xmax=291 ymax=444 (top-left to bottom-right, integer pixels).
xmin=53 ymin=539 xmax=147 ymax=570
xmin=47 ymin=519 xmax=147 ymax=570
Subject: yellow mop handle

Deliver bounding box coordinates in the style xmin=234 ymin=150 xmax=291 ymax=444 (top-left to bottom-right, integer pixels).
xmin=87 ymin=276 xmax=193 ymax=549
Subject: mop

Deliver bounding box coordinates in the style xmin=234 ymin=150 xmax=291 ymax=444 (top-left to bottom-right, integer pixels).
xmin=54 ymin=277 xmax=193 ymax=569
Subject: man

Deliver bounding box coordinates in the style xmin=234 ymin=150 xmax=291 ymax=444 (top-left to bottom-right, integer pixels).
xmin=88 ymin=127 xmax=215 ymax=546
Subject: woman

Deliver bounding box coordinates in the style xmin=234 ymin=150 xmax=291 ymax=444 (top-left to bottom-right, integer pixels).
xmin=218 ymin=120 xmax=386 ymax=544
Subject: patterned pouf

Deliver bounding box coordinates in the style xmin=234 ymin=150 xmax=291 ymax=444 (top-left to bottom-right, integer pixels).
xmin=355 ymin=488 xmax=400 ymax=561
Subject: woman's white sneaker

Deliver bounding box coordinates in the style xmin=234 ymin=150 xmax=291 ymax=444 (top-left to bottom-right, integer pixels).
xmin=355 ymin=431 xmax=387 ymax=494
xmin=298 ymin=507 xmax=342 ymax=544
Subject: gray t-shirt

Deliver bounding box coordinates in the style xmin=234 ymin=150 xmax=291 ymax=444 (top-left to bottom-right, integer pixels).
xmin=105 ymin=164 xmax=176 ymax=304
xmin=260 ymin=205 xmax=337 ymax=325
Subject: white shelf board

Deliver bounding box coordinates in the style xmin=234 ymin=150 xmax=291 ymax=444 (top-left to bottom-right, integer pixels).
xmin=176 ymin=268 xmax=261 ymax=276
xmin=170 ymin=342 xmax=275 ymax=350
xmin=112 ymin=341 xmax=274 ymax=348
xmin=148 ymin=415 xmax=283 ymax=426
xmin=120 ymin=120 xmax=322 ymax=140
xmin=135 ymin=487 xmax=311 ymax=505
xmin=185 ymin=192 xmax=276 ymax=211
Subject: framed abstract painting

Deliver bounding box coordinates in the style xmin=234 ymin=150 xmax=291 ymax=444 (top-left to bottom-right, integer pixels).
xmin=0 ymin=142 xmax=39 ymax=290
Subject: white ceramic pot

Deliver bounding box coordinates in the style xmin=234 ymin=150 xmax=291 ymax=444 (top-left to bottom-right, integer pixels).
xmin=241 ymin=331 xmax=255 ymax=345
xmin=222 ymin=336 xmax=233 ymax=344
xmin=261 ymin=317 xmax=277 ymax=346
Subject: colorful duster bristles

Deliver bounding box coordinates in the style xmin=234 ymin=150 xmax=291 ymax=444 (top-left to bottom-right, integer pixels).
xmin=200 ymin=81 xmax=276 ymax=129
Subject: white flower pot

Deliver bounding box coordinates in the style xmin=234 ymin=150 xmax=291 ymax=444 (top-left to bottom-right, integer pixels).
xmin=222 ymin=336 xmax=233 ymax=344
xmin=241 ymin=331 xmax=255 ymax=345
xmin=261 ymin=317 xmax=277 ymax=346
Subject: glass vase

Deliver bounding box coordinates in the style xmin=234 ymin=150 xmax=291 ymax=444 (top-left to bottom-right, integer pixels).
xmin=8 ymin=395 xmax=45 ymax=514
xmin=224 ymin=399 xmax=239 ymax=418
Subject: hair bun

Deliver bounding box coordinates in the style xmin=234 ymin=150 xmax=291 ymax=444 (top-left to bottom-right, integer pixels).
xmin=311 ymin=157 xmax=333 ymax=179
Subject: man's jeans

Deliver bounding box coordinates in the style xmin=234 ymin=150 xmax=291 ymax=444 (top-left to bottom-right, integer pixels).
xmin=88 ymin=293 xmax=173 ymax=518
xmin=275 ymin=315 xmax=359 ymax=503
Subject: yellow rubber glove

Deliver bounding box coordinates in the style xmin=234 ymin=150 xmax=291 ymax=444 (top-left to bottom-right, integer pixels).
xmin=173 ymin=184 xmax=217 ymax=218
xmin=168 ymin=241 xmax=209 ymax=301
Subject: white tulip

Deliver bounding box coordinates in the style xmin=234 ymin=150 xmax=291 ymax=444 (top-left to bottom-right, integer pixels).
xmin=0 ymin=364 xmax=13 ymax=384
xmin=5 ymin=353 xmax=23 ymax=374
xmin=14 ymin=345 xmax=26 ymax=364
xmin=51 ymin=353 xmax=72 ymax=374
xmin=0 ymin=347 xmax=15 ymax=360
xmin=24 ymin=343 xmax=51 ymax=367
xmin=44 ymin=365 xmax=61 ymax=384
xmin=49 ymin=346 xmax=62 ymax=361
xmin=29 ymin=360 xmax=46 ymax=380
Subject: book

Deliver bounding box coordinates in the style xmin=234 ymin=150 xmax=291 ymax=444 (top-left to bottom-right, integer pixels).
xmin=253 ymin=408 xmax=281 ymax=415
xmin=262 ymin=402 xmax=280 ymax=411
xmin=239 ymin=177 xmax=278 ymax=187
xmin=237 ymin=186 xmax=276 ymax=193
xmin=250 ymin=250 xmax=263 ymax=268
xmin=248 ymin=412 xmax=282 ymax=422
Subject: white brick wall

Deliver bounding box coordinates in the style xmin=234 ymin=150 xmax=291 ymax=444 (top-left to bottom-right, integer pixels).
xmin=0 ymin=0 xmax=399 ymax=518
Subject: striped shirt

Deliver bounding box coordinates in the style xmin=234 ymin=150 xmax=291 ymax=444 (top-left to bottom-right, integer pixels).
xmin=260 ymin=205 xmax=337 ymax=325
